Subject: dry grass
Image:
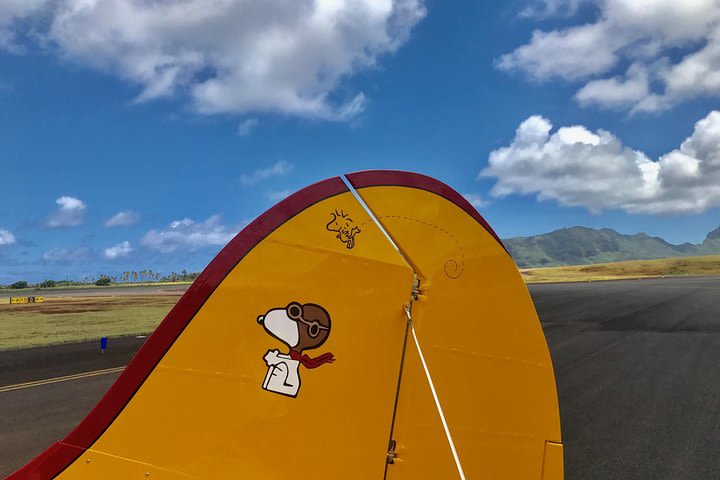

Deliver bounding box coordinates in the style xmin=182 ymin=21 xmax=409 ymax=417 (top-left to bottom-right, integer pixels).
xmin=4 ymin=256 xmax=719 ymax=349
xmin=521 ymin=254 xmax=720 ymax=283
xmin=0 ymin=295 xmax=179 ymax=350
xmin=0 ymin=281 xmax=192 ymax=294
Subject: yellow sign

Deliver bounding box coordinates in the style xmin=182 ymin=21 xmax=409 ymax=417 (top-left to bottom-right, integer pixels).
xmin=9 ymin=296 xmax=44 ymax=304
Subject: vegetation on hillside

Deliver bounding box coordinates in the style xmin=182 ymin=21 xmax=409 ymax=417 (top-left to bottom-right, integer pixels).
xmin=522 ymin=254 xmax=720 ymax=283
xmin=506 ymin=226 xmax=720 ymax=268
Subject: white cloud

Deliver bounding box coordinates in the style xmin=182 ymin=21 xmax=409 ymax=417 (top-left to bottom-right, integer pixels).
xmin=575 ymin=63 xmax=651 ymax=110
xmin=0 ymin=229 xmax=15 ymax=246
xmin=482 ymin=111 xmax=720 ymax=215
xmin=141 ymin=215 xmax=239 ymax=253
xmin=497 ymin=21 xmax=620 ymax=81
xmin=47 ymin=195 xmax=86 ymax=227
xmin=105 ymin=210 xmax=140 ymax=227
xmin=520 ymin=0 xmax=586 ymax=18
xmin=499 ymin=0 xmax=720 ymax=112
xmin=241 ymin=160 xmax=292 ymax=186
xmin=0 ymin=1 xmax=49 ymax=51
xmin=462 ymin=194 xmax=490 ymax=210
xmin=104 ymin=240 xmax=133 ymax=259
xmin=2 ymin=0 xmax=425 ymax=120
xmin=237 ymin=118 xmax=259 ymax=137
xmin=42 ymin=246 xmax=91 ymax=263
xmin=265 ymin=189 xmax=294 ymax=202
xmin=56 ymin=196 xmax=83 ymax=210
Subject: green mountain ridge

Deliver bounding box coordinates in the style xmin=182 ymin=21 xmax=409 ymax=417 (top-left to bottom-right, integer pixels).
xmin=707 ymin=226 xmax=720 ymax=241
xmin=504 ymin=226 xmax=720 ymax=268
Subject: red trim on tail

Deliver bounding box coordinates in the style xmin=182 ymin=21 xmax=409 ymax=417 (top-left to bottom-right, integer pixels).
xmin=345 ymin=170 xmax=507 ymax=252
xmin=6 ymin=177 xmax=348 ymax=480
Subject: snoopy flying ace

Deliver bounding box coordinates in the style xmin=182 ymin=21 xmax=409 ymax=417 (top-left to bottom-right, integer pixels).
xmin=257 ymin=302 xmax=335 ymax=397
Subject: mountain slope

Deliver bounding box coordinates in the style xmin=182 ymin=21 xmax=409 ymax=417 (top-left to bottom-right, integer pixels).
xmin=504 ymin=226 xmax=720 ymax=268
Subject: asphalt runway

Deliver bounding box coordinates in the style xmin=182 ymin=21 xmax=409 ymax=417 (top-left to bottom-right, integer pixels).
xmin=534 ymin=276 xmax=720 ymax=480
xmin=2 ymin=276 xmax=720 ymax=478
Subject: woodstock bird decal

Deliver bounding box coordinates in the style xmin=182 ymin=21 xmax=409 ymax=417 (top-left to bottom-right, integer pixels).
xmin=326 ymin=210 xmax=361 ymax=249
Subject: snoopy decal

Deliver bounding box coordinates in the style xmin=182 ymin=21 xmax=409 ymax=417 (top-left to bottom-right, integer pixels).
xmin=326 ymin=210 xmax=361 ymax=249
xmin=257 ymin=302 xmax=335 ymax=397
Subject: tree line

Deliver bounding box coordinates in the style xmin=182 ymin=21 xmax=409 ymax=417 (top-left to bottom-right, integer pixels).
xmin=4 ymin=270 xmax=201 ymax=289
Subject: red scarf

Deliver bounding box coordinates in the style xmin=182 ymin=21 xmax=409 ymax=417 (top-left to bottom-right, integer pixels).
xmin=290 ymin=350 xmax=335 ymax=369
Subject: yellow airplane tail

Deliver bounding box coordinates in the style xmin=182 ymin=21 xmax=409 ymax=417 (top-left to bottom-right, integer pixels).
xmin=8 ymin=171 xmax=561 ymax=480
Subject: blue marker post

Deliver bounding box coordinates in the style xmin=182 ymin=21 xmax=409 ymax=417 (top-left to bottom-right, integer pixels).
xmin=100 ymin=337 xmax=108 ymax=355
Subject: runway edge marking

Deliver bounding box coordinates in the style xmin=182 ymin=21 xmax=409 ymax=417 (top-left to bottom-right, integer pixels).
xmin=0 ymin=367 xmax=125 ymax=393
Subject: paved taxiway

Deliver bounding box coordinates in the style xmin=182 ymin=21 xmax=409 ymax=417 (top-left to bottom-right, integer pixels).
xmin=2 ymin=276 xmax=720 ymax=478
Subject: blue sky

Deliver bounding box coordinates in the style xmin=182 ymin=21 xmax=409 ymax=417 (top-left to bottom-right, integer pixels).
xmin=1 ymin=0 xmax=720 ymax=282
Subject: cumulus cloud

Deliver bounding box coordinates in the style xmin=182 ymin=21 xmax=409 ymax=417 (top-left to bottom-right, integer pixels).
xmin=462 ymin=194 xmax=490 ymax=210
xmin=0 ymin=229 xmax=15 ymax=246
xmin=42 ymin=246 xmax=91 ymax=263
xmin=141 ymin=215 xmax=239 ymax=253
xmin=105 ymin=210 xmax=140 ymax=227
xmin=241 ymin=160 xmax=292 ymax=186
xmin=237 ymin=118 xmax=259 ymax=137
xmin=499 ymin=0 xmax=720 ymax=112
xmin=104 ymin=240 xmax=133 ymax=259
xmin=265 ymin=189 xmax=294 ymax=202
xmin=1 ymin=0 xmax=425 ymax=120
xmin=520 ymin=0 xmax=586 ymax=18
xmin=482 ymin=111 xmax=720 ymax=215
xmin=575 ymin=62 xmax=651 ymax=109
xmin=47 ymin=196 xmax=86 ymax=227
xmin=0 ymin=0 xmax=48 ymax=51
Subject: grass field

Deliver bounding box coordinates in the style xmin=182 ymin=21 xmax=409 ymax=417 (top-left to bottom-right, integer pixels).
xmin=2 ymin=255 xmax=719 ymax=350
xmin=0 ymin=281 xmax=192 ymax=294
xmin=0 ymin=295 xmax=179 ymax=350
xmin=522 ymin=254 xmax=720 ymax=283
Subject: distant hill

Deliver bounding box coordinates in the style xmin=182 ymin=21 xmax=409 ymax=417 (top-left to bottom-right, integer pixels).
xmin=504 ymin=225 xmax=720 ymax=268
xmin=707 ymin=226 xmax=720 ymax=241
